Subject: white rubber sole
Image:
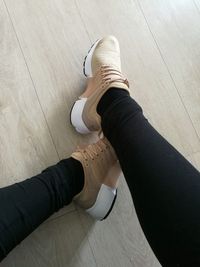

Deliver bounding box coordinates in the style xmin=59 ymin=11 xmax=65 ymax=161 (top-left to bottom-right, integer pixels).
xmin=70 ymin=98 xmax=91 ymax=134
xmin=86 ymin=184 xmax=117 ymax=221
xmin=71 ymin=40 xmax=102 ymax=133
xmin=83 ymin=39 xmax=100 ymax=77
xmin=70 ymin=40 xmax=100 ymax=133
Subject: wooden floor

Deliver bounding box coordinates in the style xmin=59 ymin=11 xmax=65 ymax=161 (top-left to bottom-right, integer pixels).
xmin=1 ymin=0 xmax=200 ymax=266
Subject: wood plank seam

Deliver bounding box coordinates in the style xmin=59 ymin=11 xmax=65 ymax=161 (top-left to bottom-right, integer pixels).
xmin=74 ymin=0 xmax=92 ymax=45
xmin=2 ymin=0 xmax=61 ymax=160
xmin=136 ymin=0 xmax=200 ymax=144
xmin=193 ymin=0 xmax=200 ymax=14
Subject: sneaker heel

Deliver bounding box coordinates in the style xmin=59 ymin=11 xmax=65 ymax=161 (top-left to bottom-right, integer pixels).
xmin=86 ymin=184 xmax=117 ymax=221
xmin=70 ymin=99 xmax=91 ymax=134
xmin=83 ymin=39 xmax=100 ymax=77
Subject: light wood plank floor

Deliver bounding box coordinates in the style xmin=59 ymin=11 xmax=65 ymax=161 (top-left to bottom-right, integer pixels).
xmin=1 ymin=0 xmax=200 ymax=266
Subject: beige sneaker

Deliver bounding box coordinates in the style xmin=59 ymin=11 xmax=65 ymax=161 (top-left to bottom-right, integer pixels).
xmin=71 ymin=35 xmax=130 ymax=134
xmin=72 ymin=137 xmax=121 ymax=220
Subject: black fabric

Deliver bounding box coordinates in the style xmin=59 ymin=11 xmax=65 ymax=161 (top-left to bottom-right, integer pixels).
xmin=0 ymin=157 xmax=84 ymax=261
xmin=98 ymin=88 xmax=200 ymax=267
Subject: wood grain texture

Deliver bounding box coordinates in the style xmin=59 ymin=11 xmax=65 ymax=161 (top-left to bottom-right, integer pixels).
xmin=75 ymin=0 xmax=200 ymax=158
xmin=194 ymin=0 xmax=200 ymax=12
xmin=3 ymin=0 xmax=98 ymax=160
xmin=0 ymin=0 xmax=57 ymax=186
xmin=0 ymin=0 xmax=75 ymax=221
xmin=139 ymin=0 xmax=200 ymax=141
xmin=1 ymin=211 xmax=96 ymax=267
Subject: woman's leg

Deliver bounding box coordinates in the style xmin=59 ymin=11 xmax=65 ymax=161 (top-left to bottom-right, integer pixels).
xmin=0 ymin=158 xmax=84 ymax=261
xmin=98 ymin=88 xmax=200 ymax=266
xmin=0 ymin=137 xmax=120 ymax=261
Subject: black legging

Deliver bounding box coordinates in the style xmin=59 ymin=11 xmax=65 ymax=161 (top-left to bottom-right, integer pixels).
xmin=0 ymin=158 xmax=84 ymax=261
xmin=98 ymin=88 xmax=200 ymax=266
xmin=1 ymin=89 xmax=200 ymax=266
